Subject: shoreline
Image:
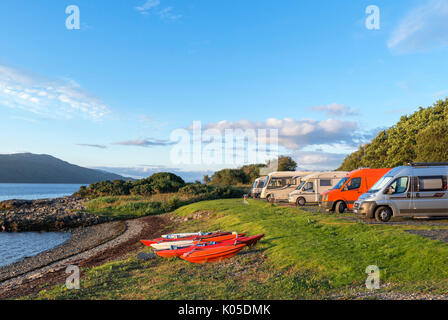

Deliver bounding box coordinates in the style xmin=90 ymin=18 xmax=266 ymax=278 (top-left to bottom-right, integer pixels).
xmin=0 ymin=196 xmax=110 ymax=232
xmin=0 ymin=220 xmax=126 ymax=283
xmin=0 ymin=214 xmax=173 ymax=299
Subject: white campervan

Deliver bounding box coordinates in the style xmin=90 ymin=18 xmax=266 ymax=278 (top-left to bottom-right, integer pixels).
xmin=353 ymin=163 xmax=448 ymax=222
xmin=288 ymin=171 xmax=349 ymax=206
xmin=250 ymin=176 xmax=266 ymax=198
xmin=260 ymin=171 xmax=313 ymax=202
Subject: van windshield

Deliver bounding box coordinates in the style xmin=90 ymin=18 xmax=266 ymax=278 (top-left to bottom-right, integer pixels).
xmin=297 ymin=182 xmax=305 ymax=190
xmin=332 ymin=177 xmax=348 ymax=190
xmin=368 ymin=176 xmax=393 ymax=193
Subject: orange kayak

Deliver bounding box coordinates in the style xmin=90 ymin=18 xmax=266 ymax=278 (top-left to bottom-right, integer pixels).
xmin=140 ymin=231 xmax=232 ymax=247
xmin=195 ymin=233 xmax=245 ymax=244
xmin=155 ymin=234 xmax=264 ymax=258
xmin=180 ymin=243 xmax=247 ymax=263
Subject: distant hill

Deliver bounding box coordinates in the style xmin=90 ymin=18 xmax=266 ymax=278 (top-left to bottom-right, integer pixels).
xmin=338 ymin=99 xmax=448 ymax=171
xmin=0 ymin=153 xmax=128 ymax=183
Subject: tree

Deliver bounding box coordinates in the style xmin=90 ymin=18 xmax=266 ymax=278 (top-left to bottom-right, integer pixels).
xmin=338 ymin=98 xmax=448 ymax=170
xmin=209 ymin=169 xmax=249 ymax=186
xmin=203 ymin=175 xmax=211 ymax=184
xmin=277 ymin=156 xmax=297 ymax=171
xmin=415 ymin=121 xmax=448 ymax=162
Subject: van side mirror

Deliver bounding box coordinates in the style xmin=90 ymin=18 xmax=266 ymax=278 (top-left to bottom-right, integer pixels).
xmin=385 ymin=187 xmax=394 ymax=195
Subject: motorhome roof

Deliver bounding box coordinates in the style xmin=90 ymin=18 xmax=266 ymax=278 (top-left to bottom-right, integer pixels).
xmin=348 ymin=168 xmax=389 ymax=175
xmin=301 ymin=171 xmax=349 ymax=181
xmin=386 ymin=165 xmax=448 ymax=176
xmin=409 ymin=162 xmax=448 ymax=167
xmin=267 ymin=171 xmax=313 ymax=177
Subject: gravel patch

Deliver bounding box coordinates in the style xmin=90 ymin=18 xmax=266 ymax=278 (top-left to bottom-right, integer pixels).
xmin=341 ymin=215 xmax=448 ymax=227
xmin=404 ymin=229 xmax=448 ymax=243
xmin=329 ymin=284 xmax=448 ymax=300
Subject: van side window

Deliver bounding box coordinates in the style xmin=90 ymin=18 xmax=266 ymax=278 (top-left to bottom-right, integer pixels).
xmin=268 ymin=177 xmax=293 ymax=189
xmin=389 ymin=177 xmax=409 ymax=194
xmin=346 ymin=177 xmax=361 ymax=190
xmin=418 ymin=176 xmax=445 ymax=192
xmin=320 ymin=179 xmax=331 ymax=187
xmin=303 ymin=182 xmax=314 ymax=192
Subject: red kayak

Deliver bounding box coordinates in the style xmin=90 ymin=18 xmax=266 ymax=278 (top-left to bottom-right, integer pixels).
xmin=180 ymin=243 xmax=247 ymax=263
xmin=155 ymin=234 xmax=264 ymax=258
xmin=239 ymin=234 xmax=264 ymax=246
xmin=140 ymin=231 xmax=232 ymax=247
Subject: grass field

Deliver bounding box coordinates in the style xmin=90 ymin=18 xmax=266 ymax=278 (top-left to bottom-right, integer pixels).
xmin=31 ymin=199 xmax=448 ymax=299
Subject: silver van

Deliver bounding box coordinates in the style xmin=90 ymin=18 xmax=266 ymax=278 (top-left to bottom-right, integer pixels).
xmin=354 ymin=163 xmax=448 ymax=222
xmin=260 ymin=171 xmax=314 ymax=202
xmin=250 ymin=176 xmax=266 ymax=198
xmin=288 ymin=171 xmax=348 ymax=206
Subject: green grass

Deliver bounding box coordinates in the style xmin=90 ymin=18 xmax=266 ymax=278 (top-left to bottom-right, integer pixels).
xmin=30 ymin=199 xmax=448 ymax=299
xmin=86 ymin=194 xmax=184 ymax=220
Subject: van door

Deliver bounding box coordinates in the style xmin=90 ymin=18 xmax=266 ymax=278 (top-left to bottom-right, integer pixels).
xmin=387 ymin=176 xmax=412 ymax=217
xmin=342 ymin=177 xmax=363 ymax=209
xmin=301 ymin=181 xmax=315 ymax=203
xmin=411 ymin=175 xmax=448 ymax=216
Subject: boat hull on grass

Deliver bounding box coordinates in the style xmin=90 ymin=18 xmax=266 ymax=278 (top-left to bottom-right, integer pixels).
xmin=150 ymin=233 xmax=246 ymax=250
xmin=155 ymin=234 xmax=264 ymax=258
xmin=180 ymin=244 xmax=247 ymax=264
xmin=140 ymin=231 xmax=232 ymax=247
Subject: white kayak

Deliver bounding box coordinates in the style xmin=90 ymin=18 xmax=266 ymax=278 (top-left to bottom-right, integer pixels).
xmin=161 ymin=232 xmax=211 ymax=239
xmin=150 ymin=240 xmax=195 ymax=250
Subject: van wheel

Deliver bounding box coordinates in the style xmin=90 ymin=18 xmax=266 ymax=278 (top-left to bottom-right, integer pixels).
xmin=375 ymin=206 xmax=392 ymax=223
xmin=296 ymin=197 xmax=306 ymax=207
xmin=335 ymin=201 xmax=346 ymax=214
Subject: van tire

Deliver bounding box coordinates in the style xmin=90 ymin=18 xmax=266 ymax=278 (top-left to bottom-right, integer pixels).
xmin=375 ymin=206 xmax=392 ymax=223
xmin=296 ymin=197 xmax=306 ymax=207
xmin=335 ymin=201 xmax=346 ymax=214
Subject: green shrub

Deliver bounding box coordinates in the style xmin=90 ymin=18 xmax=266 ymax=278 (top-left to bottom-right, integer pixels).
xmin=74 ymin=172 xmax=186 ymax=199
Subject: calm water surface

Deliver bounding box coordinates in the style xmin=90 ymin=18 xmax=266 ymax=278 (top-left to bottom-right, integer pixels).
xmin=0 ymin=232 xmax=71 ymax=267
xmin=0 ymin=183 xmax=84 ymax=202
xmin=0 ymin=183 xmax=80 ymax=267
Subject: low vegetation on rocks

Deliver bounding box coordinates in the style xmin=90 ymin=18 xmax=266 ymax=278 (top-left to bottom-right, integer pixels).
xmin=0 ymin=197 xmax=109 ymax=232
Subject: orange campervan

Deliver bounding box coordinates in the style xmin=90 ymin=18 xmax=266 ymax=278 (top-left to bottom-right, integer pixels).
xmin=320 ymin=168 xmax=391 ymax=213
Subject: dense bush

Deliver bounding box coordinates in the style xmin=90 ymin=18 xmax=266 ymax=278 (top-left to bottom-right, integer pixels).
xmin=338 ymin=99 xmax=448 ymax=171
xmin=205 ymin=156 xmax=297 ymax=186
xmin=74 ymin=172 xmax=186 ymax=198
xmin=179 ymin=183 xmax=246 ymax=199
xmin=86 ymin=183 xmax=246 ymax=219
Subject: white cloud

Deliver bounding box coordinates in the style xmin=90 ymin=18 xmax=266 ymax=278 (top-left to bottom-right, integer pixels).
xmin=76 ymin=144 xmax=108 ymax=149
xmin=135 ymin=0 xmax=160 ymax=14
xmin=202 ymin=117 xmax=361 ymax=150
xmin=388 ymin=0 xmax=448 ymax=53
xmin=158 ymin=7 xmax=182 ymax=20
xmin=114 ymin=138 xmax=176 ymax=147
xmin=135 ymin=1 xmax=181 ymax=20
xmin=309 ymin=103 xmax=359 ymax=117
xmin=0 ymin=65 xmax=110 ymax=120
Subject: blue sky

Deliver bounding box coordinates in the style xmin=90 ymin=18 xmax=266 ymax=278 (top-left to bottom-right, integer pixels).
xmin=1 ymin=0 xmax=448 ymax=180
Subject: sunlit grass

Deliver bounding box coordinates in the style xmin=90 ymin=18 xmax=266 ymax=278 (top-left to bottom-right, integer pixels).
xmin=32 ymin=199 xmax=448 ymax=299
